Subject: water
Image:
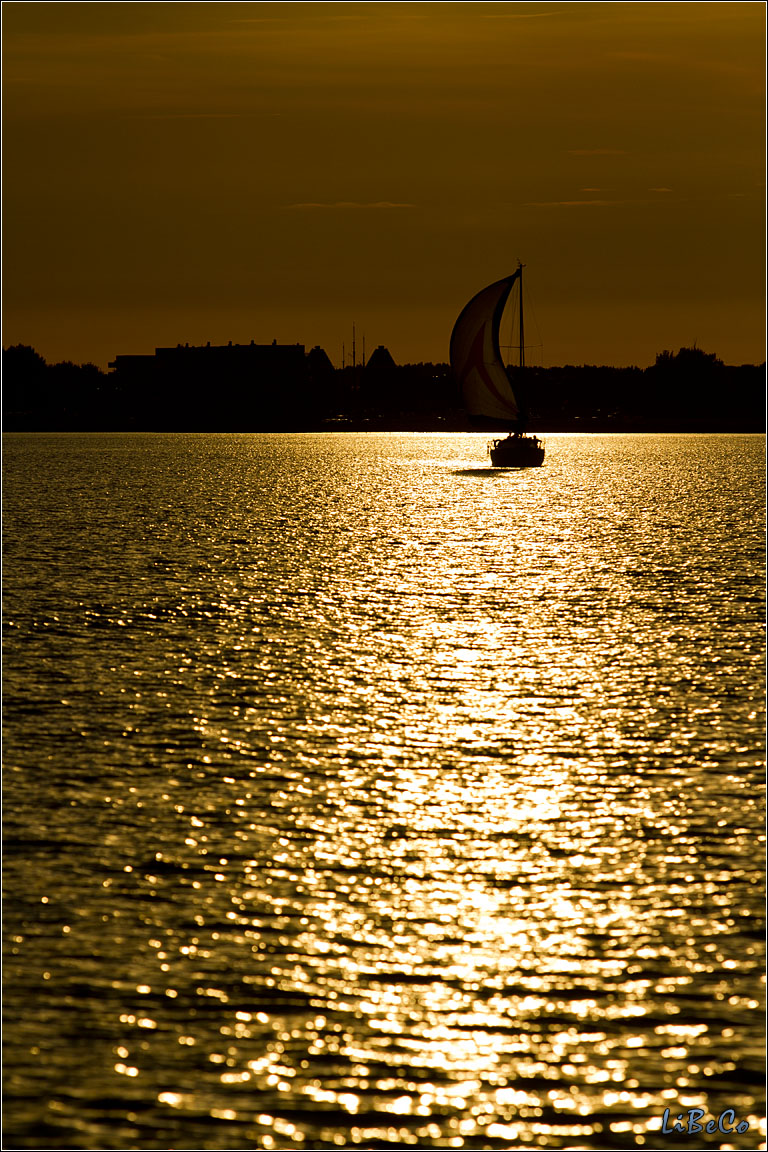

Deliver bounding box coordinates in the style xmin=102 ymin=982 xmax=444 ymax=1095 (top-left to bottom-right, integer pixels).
xmin=3 ymin=432 xmax=765 ymax=1150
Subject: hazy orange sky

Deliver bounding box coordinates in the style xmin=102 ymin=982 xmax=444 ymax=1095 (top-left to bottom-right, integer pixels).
xmin=3 ymin=1 xmax=765 ymax=369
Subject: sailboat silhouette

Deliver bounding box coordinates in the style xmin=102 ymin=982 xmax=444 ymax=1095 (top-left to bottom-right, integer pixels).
xmin=450 ymin=263 xmax=545 ymax=467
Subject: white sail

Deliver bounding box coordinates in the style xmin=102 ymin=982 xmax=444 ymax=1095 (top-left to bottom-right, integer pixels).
xmin=449 ymin=272 xmax=520 ymax=423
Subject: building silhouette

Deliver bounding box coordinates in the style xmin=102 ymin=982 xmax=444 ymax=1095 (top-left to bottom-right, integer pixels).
xmin=109 ymin=340 xmax=327 ymax=429
xmin=365 ymin=345 xmax=397 ymax=374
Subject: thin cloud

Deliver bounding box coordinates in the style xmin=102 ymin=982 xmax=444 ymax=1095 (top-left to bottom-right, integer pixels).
xmin=525 ymin=195 xmax=682 ymax=207
xmin=481 ymin=10 xmax=561 ymax=17
xmin=143 ymin=113 xmax=277 ymax=120
xmin=524 ymin=199 xmax=624 ymax=207
xmin=608 ymin=50 xmax=670 ymax=62
xmin=285 ymin=201 xmax=414 ymax=210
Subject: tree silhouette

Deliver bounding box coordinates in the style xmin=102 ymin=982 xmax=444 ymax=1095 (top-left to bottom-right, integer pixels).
xmin=3 ymin=344 xmax=49 ymax=412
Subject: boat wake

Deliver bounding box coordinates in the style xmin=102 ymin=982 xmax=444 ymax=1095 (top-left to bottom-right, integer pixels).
xmin=452 ymin=467 xmax=517 ymax=477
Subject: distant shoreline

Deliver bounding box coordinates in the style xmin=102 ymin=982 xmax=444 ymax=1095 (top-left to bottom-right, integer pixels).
xmin=3 ymin=421 xmax=764 ymax=435
xmin=4 ymin=344 xmax=764 ymax=435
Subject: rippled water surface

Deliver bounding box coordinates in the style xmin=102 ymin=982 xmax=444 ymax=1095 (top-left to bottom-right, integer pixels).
xmin=3 ymin=433 xmax=765 ymax=1150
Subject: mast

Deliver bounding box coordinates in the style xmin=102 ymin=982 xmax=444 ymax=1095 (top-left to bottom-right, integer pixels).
xmin=518 ymin=260 xmax=525 ymax=370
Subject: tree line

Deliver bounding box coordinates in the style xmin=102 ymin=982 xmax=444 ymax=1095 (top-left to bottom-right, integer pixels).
xmin=2 ymin=343 xmax=764 ymax=432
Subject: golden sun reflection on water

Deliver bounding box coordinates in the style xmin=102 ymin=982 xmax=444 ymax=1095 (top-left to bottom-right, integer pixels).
xmin=2 ymin=433 xmax=765 ymax=1148
xmin=114 ymin=750 xmax=763 ymax=1149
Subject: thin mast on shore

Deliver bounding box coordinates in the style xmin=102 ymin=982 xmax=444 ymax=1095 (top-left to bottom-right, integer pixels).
xmin=518 ymin=260 xmax=525 ymax=370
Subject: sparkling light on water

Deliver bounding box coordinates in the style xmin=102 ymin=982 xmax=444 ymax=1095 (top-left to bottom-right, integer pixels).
xmin=3 ymin=432 xmax=765 ymax=1149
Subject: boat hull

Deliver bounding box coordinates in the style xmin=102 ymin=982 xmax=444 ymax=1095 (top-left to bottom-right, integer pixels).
xmin=489 ymin=434 xmax=545 ymax=468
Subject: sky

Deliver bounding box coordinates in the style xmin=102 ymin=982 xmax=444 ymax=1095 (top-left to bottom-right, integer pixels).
xmin=2 ymin=1 xmax=765 ymax=369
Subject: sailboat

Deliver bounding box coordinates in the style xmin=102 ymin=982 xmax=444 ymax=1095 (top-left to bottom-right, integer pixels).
xmin=450 ymin=263 xmax=545 ymax=467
